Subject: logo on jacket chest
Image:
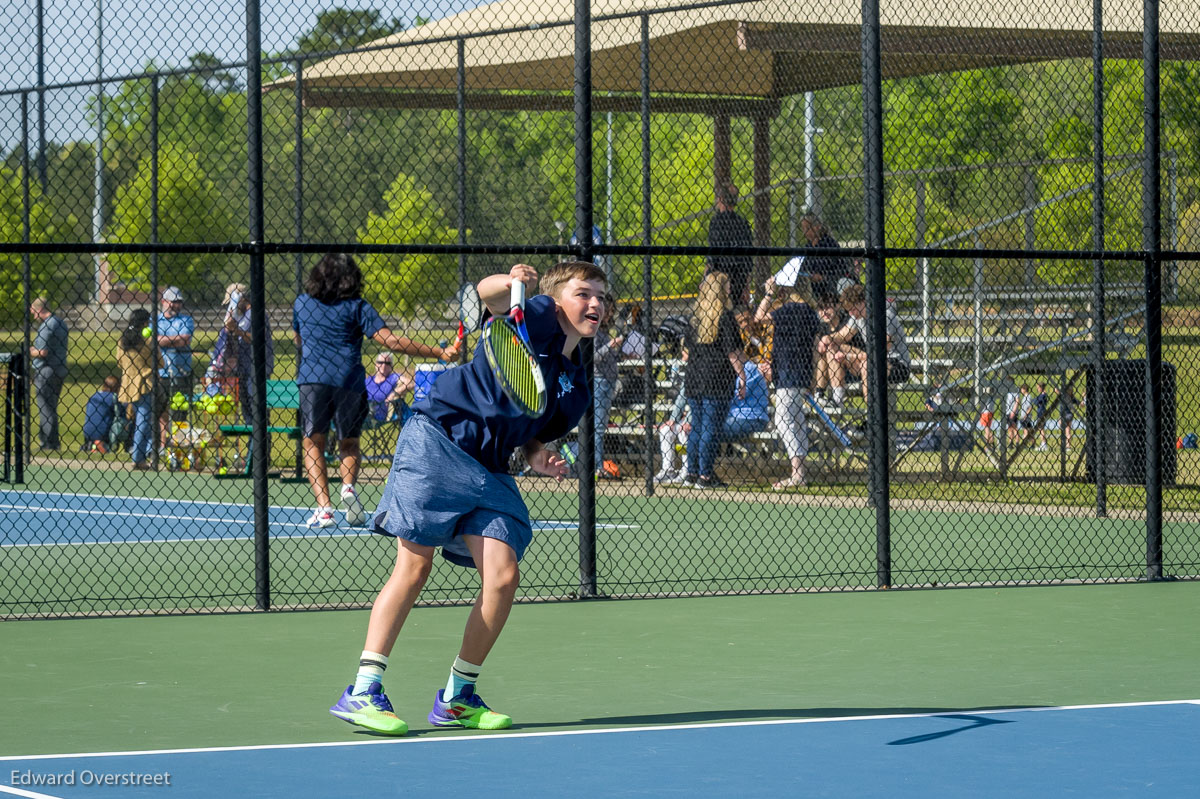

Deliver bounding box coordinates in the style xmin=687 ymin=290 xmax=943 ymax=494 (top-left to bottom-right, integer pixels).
xmin=557 ymin=372 xmax=575 ymax=398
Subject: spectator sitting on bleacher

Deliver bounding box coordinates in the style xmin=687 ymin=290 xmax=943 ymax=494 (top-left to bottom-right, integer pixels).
xmin=721 ymin=360 xmax=769 ymax=440
xmin=654 ymin=346 xmax=690 ymax=484
xmin=365 ymin=352 xmax=415 ymax=427
xmin=811 ymin=296 xmax=852 ymax=407
xmin=818 ymin=284 xmax=911 ymax=408
xmin=82 ymin=376 xmax=122 ymax=453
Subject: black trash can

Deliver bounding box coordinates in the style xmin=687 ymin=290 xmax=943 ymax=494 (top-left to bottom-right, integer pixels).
xmin=1085 ymin=359 xmax=1176 ymax=485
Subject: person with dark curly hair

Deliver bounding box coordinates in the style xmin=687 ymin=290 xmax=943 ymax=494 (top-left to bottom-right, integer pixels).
xmin=292 ymin=253 xmax=460 ymax=529
xmin=117 ymin=308 xmax=160 ymax=470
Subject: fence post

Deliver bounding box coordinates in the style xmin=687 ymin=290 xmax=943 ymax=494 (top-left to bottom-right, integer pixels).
xmin=246 ymin=0 xmax=271 ymax=609
xmin=293 ymin=58 xmax=305 ymax=295
xmin=1142 ymin=0 xmax=1163 ymax=581
xmin=574 ymin=0 xmax=598 ymax=599
xmin=21 ymin=92 xmax=32 ymax=465
xmin=1091 ymin=0 xmax=1108 ymax=518
xmin=861 ymin=0 xmax=890 ymax=588
xmin=641 ymin=14 xmax=655 ymax=499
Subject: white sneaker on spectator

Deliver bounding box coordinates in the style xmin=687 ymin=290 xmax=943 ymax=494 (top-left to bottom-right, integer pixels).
xmin=307 ymin=507 xmax=336 ymax=529
xmin=340 ymin=484 xmax=366 ymax=527
xmin=663 ymin=471 xmax=689 ymax=484
xmin=653 ymin=468 xmax=676 ymax=483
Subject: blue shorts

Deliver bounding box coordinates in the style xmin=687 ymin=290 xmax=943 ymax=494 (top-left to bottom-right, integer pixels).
xmin=372 ymin=413 xmax=533 ymax=568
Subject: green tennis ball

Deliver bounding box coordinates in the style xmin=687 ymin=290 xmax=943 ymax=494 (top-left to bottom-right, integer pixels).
xmin=218 ymin=399 xmax=234 ymax=414
xmin=218 ymin=467 xmax=228 ymax=475
xmin=141 ymin=326 xmax=152 ymax=338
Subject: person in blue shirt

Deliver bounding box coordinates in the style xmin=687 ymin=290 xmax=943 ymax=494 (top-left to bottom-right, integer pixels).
xmin=154 ymin=286 xmax=195 ymax=448
xmin=28 ymin=297 xmax=69 ymax=450
xmin=82 ymin=376 xmax=121 ymax=453
xmin=293 ymin=253 xmax=459 ymax=530
xmin=329 ymin=260 xmax=607 ymax=737
xmin=722 ymin=359 xmax=769 ymax=439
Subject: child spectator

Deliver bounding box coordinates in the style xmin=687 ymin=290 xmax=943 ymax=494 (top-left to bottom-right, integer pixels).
xmin=82 ymin=376 xmax=121 ymax=453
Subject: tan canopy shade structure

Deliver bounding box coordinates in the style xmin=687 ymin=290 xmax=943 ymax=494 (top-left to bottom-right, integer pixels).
xmin=268 ymin=0 xmax=1200 ymax=114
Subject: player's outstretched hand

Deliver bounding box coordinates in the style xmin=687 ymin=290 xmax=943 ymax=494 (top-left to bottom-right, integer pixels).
xmin=508 ymin=263 xmax=539 ymax=295
xmin=440 ymin=337 xmax=462 ymax=362
xmin=527 ymin=447 xmax=570 ymax=482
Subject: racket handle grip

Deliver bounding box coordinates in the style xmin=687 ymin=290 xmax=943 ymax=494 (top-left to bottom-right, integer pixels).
xmin=510 ymin=279 xmax=526 ymax=311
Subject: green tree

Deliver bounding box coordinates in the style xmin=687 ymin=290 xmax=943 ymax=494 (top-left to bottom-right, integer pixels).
xmin=294 ymin=8 xmax=406 ymax=55
xmin=0 ymin=165 xmax=55 ymax=327
xmin=357 ymin=172 xmax=459 ymax=315
xmin=107 ymin=144 xmax=238 ymax=304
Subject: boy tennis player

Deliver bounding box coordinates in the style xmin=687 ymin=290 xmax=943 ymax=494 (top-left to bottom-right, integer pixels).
xmin=330 ymin=261 xmax=607 ymax=735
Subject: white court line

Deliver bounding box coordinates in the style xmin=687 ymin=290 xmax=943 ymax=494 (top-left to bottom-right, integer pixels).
xmin=0 ymin=513 xmax=638 ymax=548
xmin=0 ymin=488 xmax=316 ymax=514
xmin=1 ymin=699 xmax=1195 ymax=763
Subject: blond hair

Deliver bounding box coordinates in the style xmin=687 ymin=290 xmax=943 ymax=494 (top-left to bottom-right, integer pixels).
xmin=693 ymin=271 xmax=732 ymax=344
xmin=540 ymin=260 xmax=607 ymax=299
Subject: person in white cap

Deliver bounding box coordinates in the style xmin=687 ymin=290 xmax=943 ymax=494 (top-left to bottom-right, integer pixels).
xmin=156 ymin=286 xmax=195 ymax=447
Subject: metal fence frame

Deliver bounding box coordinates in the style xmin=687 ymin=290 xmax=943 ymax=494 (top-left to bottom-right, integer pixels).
xmin=2 ymin=0 xmax=1198 ymax=616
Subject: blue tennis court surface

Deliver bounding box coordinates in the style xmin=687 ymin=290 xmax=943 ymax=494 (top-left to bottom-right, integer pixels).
xmin=2 ymin=701 xmax=1196 ymax=797
xmin=0 ymin=490 xmax=632 ymax=547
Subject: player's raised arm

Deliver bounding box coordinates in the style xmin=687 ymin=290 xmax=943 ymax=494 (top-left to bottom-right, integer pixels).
xmin=478 ymin=264 xmax=539 ymax=317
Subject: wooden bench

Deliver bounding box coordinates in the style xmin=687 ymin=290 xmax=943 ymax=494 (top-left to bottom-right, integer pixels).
xmin=215 ymin=380 xmax=305 ymax=482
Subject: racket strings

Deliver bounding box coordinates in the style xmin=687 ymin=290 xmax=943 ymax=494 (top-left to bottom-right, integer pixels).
xmin=485 ymin=322 xmax=545 ymax=414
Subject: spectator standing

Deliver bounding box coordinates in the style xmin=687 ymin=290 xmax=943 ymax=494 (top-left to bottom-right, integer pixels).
xmin=216 ymin=282 xmax=274 ymax=426
xmin=1034 ymin=382 xmax=1049 ymax=450
xmin=683 ymin=271 xmax=747 ymax=488
xmin=155 ymin=286 xmax=195 ymax=446
xmin=1018 ymin=384 xmax=1034 ymax=443
xmin=592 ymin=297 xmax=622 ymax=480
xmin=82 ymin=376 xmax=121 ymax=453
xmin=293 ymin=253 xmax=459 ymax=529
xmin=800 ymin=212 xmax=852 ymax=304
xmin=1059 ymin=386 xmax=1078 ymax=451
xmin=1005 ymin=387 xmax=1022 ymax=445
xmin=708 ymin=182 xmax=753 ymax=307
xmin=117 ymin=308 xmax=159 ymax=470
xmin=28 ymin=297 xmax=69 ymax=451
xmin=756 ymin=276 xmax=824 ymax=489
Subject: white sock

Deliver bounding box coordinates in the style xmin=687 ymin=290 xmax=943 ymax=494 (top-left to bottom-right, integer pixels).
xmin=352 ymin=650 xmax=388 ymax=694
xmin=832 ymin=387 xmax=846 ymax=406
xmin=444 ymin=656 xmax=482 ymax=700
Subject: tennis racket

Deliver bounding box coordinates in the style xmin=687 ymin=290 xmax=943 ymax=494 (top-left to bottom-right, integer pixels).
xmin=482 ymin=280 xmax=546 ymax=417
xmin=455 ymin=282 xmax=482 ymax=349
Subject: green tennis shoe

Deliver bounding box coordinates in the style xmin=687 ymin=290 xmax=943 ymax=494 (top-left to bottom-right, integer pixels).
xmin=330 ymin=684 xmax=409 ymax=735
xmin=428 ymin=685 xmax=512 ymax=730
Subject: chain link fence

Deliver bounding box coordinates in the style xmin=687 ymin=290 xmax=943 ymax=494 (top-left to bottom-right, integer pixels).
xmin=2 ymin=0 xmax=1199 ymax=618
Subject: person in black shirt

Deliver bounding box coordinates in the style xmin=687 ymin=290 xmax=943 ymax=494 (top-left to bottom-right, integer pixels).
xmin=683 ymin=271 xmax=747 ymax=488
xmin=755 ymin=276 xmax=824 ymax=489
xmin=708 ymin=182 xmax=754 ymax=307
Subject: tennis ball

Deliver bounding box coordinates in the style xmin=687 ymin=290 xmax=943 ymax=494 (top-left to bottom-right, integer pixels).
xmin=218 ymin=398 xmax=234 ymax=415
xmin=218 ymin=466 xmax=228 ymax=475
xmin=141 ymin=326 xmax=153 ymax=338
